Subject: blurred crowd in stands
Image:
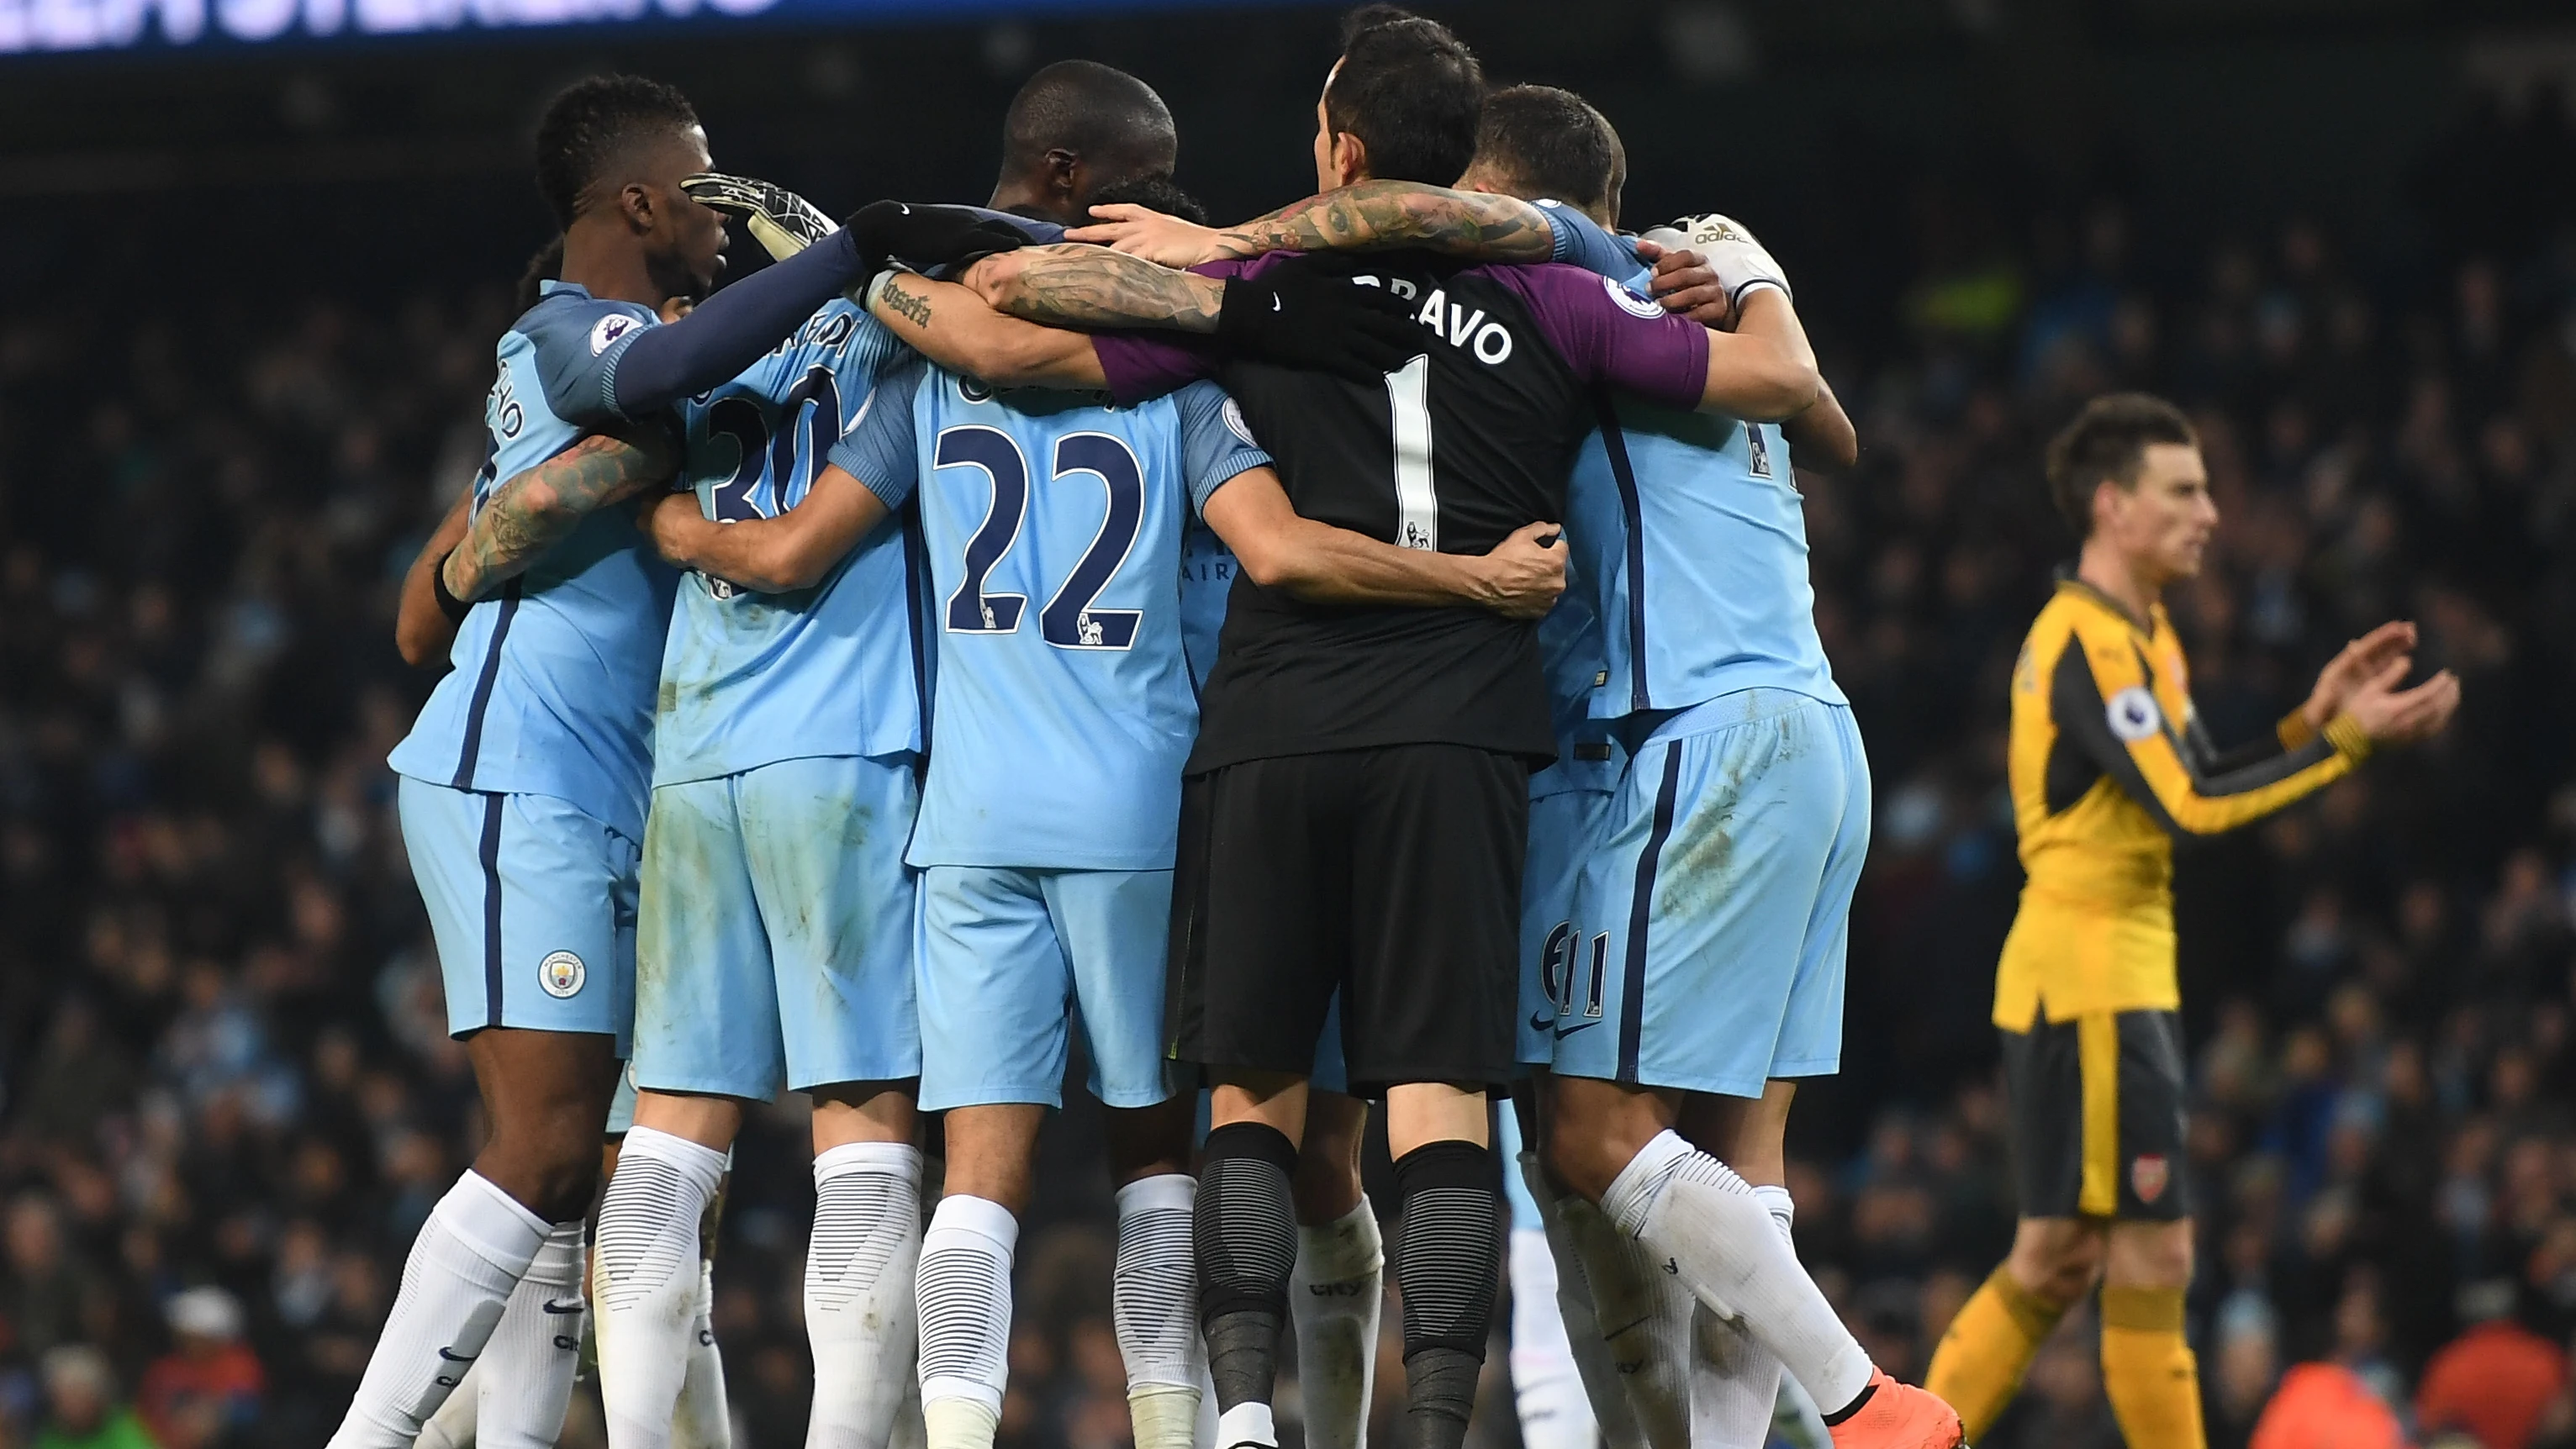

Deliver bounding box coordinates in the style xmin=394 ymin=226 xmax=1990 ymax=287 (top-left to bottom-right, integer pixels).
xmin=3 ymin=82 xmax=2574 ymax=1449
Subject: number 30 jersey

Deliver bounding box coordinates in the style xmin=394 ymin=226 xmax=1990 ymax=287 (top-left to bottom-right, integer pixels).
xmin=1093 ymin=252 xmax=1712 ymax=774
xmin=827 ymin=359 xmax=1271 ymax=871
xmin=652 ymin=298 xmax=920 ymax=787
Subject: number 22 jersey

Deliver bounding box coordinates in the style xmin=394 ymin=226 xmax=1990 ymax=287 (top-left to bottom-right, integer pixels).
xmin=827 ymin=360 xmax=1271 ymax=871
xmin=1093 ymin=252 xmax=1711 ymax=773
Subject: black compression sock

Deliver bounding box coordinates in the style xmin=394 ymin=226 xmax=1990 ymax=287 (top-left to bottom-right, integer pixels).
xmin=1400 ymin=1346 xmax=1483 ymax=1449
xmin=1197 ymin=1121 xmax=1301 ymax=1417
xmin=1391 ymin=1139 xmax=1501 ymax=1449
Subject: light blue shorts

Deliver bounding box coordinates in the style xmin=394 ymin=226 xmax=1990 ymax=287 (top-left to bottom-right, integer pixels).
xmin=633 ymin=754 xmax=921 ymax=1102
xmin=1518 ymin=787 xmax=1615 ymax=1069
xmin=399 ymin=777 xmax=638 ymax=1052
xmin=1550 ymin=690 xmax=1870 ymax=1097
xmin=604 ymin=1062 xmax=638 ymax=1137
xmin=916 ymin=865 xmax=1175 ymax=1111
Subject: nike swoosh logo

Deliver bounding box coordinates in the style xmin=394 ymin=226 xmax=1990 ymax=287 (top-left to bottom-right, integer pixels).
xmin=437 ymin=1346 xmax=476 ymax=1363
xmin=1270 ymin=296 xmax=1282 ymax=312
xmin=1555 ymin=1020 xmax=1600 ymax=1041
xmin=541 ymin=1299 xmax=583 ymax=1315
xmin=1528 ymin=1009 xmax=1557 ymax=1031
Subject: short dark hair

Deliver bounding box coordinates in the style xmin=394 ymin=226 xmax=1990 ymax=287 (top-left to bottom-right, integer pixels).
xmin=2045 ymin=393 xmax=2199 ymax=536
xmin=534 ymin=75 xmax=699 ymax=228
xmin=1325 ymin=7 xmax=1484 ymax=185
xmin=1001 ymin=60 xmax=1177 ymax=187
xmin=1471 ymin=85 xmax=1618 ymax=219
xmin=1087 ymin=174 xmax=1210 ymax=228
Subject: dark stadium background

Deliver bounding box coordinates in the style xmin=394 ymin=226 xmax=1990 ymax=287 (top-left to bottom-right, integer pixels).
xmin=6 ymin=1 xmax=2576 ymax=1445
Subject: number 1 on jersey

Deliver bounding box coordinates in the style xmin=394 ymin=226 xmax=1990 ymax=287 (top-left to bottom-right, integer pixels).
xmin=1386 ymin=356 xmax=1438 ymax=551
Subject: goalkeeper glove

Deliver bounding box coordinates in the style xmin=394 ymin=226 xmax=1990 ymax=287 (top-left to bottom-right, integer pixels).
xmin=682 ymin=172 xmax=837 ymax=261
xmin=1660 ymin=212 xmax=1791 ymax=308
xmin=1215 ymin=257 xmax=1423 ymax=380
xmin=841 ymin=199 xmax=1032 ymax=278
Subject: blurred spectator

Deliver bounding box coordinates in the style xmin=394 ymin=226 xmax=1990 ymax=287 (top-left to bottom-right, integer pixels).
xmin=2415 ymin=1300 xmax=2567 ymax=1449
xmin=34 ymin=1346 xmax=156 ymax=1449
xmin=135 ymin=1288 xmax=260 ymax=1449
xmin=2248 ymin=1361 xmax=2405 ymax=1449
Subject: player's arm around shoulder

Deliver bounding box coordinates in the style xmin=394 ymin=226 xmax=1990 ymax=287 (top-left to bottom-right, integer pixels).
xmin=1697 ymin=290 xmax=1821 ymax=422
xmin=1200 ymin=467 xmax=1565 ymax=619
xmin=963 ymin=243 xmax=1226 ymax=333
xmin=865 ymin=269 xmax=1106 ymax=390
xmin=643 ymin=466 xmax=891 ymax=595
xmin=1067 ymin=181 xmax=1564 ymax=266
xmin=445 ymin=425 xmax=681 ymax=601
xmin=647 ymin=361 xmax=921 ymax=594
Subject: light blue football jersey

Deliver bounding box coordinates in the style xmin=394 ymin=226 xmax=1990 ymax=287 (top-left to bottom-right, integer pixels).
xmin=652 ymin=299 xmax=921 ymax=785
xmin=1539 ymin=205 xmax=1846 ymax=719
xmin=1178 ymin=520 xmax=1239 ymax=693
xmin=1528 ymin=577 xmax=1619 ymax=798
xmin=829 ymin=361 xmax=1270 ymax=871
xmin=389 ymin=281 xmax=680 ymax=841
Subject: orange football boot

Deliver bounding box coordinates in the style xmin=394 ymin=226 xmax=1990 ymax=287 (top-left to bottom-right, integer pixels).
xmin=1827 ymin=1368 xmax=1968 ymax=1449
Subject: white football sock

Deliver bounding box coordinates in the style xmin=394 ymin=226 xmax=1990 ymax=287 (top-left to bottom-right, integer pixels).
xmin=890 ymin=1375 xmax=927 ymax=1449
xmin=1194 ymin=1361 xmax=1219 ymax=1449
xmin=1508 ymin=1224 xmax=1599 ymax=1449
xmin=594 ymin=1126 xmax=727 ymax=1449
xmin=1601 ymin=1132 xmax=1871 ymax=1415
xmin=1287 ymin=1197 xmax=1381 ymax=1449
xmin=916 ymin=1193 xmax=1018 ymax=1449
xmin=675 ymin=1258 xmax=733 ymax=1449
xmin=414 ymin=1361 xmax=476 ymax=1449
xmin=1114 ymin=1174 xmax=1205 ymax=1449
xmin=472 ymin=1218 xmax=587 ymax=1448
xmin=328 ymin=1170 xmax=551 ymax=1448
xmin=1559 ymin=1192 xmax=1691 ymax=1449
xmin=807 ymin=1141 xmax=924 ymax=1449
xmin=1687 ymin=1187 xmax=1795 ymax=1449
xmin=1521 ymin=1152 xmax=1644 ymax=1449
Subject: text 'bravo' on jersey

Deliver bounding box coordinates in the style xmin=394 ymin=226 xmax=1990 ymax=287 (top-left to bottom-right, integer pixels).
xmin=388 ymin=280 xmax=680 ymax=841
xmin=652 ymin=298 xmax=921 ymax=785
xmin=827 ymin=360 xmax=1271 ymax=871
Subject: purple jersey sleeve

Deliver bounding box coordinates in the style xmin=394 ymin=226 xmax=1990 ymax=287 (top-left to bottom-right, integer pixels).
xmin=1483 ymin=262 xmax=1710 ymax=411
xmin=1089 ymin=256 xmax=1278 ymax=407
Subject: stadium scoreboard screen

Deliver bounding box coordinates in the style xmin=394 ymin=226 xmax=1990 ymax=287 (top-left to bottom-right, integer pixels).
xmin=0 ymin=0 xmax=1278 ymax=56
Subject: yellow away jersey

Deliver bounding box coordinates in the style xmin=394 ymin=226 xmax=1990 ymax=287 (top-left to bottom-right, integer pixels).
xmin=1993 ymin=577 xmax=2373 ymax=1027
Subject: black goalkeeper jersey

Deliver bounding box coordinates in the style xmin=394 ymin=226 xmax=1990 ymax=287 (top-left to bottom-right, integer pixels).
xmin=1095 ymin=250 xmax=1709 ymax=773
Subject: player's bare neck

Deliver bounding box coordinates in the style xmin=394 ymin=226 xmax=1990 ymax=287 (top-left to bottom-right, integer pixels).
xmin=558 ymin=219 xmax=668 ymax=309
xmin=2075 ymin=540 xmax=2158 ymax=632
xmin=985 ymin=180 xmax=1075 ymax=229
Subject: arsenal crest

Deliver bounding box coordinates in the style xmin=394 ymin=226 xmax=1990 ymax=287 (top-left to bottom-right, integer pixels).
xmin=2131 ymin=1154 xmax=2170 ymax=1204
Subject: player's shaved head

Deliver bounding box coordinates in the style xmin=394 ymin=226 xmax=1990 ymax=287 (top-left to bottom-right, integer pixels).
xmin=1322 ymin=6 xmax=1484 ymax=186
xmin=1463 ymin=85 xmax=1623 ymax=226
xmin=535 ymin=74 xmax=703 ymax=227
xmin=998 ymin=60 xmax=1178 ymax=203
xmin=2047 ymin=393 xmax=2200 ymax=536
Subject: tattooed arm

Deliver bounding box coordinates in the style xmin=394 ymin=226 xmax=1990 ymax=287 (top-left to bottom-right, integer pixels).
xmin=1066 ymin=182 xmax=1564 ymax=268
xmin=865 ymin=270 xmax=1107 ymax=388
xmin=963 ymin=244 xmax=1227 ymax=333
xmin=442 ymin=426 xmax=679 ymax=602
